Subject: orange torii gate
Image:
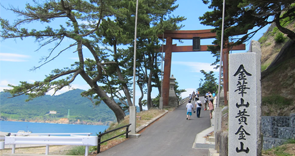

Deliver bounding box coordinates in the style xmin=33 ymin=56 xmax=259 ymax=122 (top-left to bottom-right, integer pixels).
xmin=159 ymin=29 xmax=246 ymax=106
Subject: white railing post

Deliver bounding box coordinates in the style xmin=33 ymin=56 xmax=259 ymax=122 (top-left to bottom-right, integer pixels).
xmin=46 ymin=145 xmax=49 ymax=155
xmin=12 ymin=144 xmax=15 ymax=154
xmin=85 ymin=146 xmax=89 ymax=156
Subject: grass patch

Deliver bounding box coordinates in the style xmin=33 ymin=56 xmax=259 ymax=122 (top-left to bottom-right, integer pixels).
xmin=263 ymin=142 xmax=295 ymax=156
xmin=262 ymin=94 xmax=292 ymax=108
xmin=261 ymin=63 xmax=270 ymax=71
xmin=265 ymin=42 xmax=272 ymax=46
xmin=287 ymin=139 xmax=295 ymax=144
xmin=273 ymin=145 xmax=292 ymax=156
xmin=66 ymin=146 xmax=85 ymax=155
xmin=259 ymin=36 xmax=268 ymax=44
xmin=137 ymin=108 xmax=163 ymax=120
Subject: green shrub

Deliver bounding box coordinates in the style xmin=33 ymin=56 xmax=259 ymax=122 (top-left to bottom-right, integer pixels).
xmin=262 ymin=95 xmax=292 ymax=107
xmin=258 ymin=36 xmax=267 ymax=44
xmin=275 ymin=33 xmax=287 ymax=43
xmin=271 ymin=27 xmax=279 ymax=36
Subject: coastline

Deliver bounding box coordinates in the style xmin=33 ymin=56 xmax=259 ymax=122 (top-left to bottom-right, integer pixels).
xmin=0 ymin=119 xmax=110 ymax=126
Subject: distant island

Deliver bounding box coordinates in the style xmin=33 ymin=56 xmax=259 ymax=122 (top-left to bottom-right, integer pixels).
xmin=0 ymin=89 xmax=116 ymax=125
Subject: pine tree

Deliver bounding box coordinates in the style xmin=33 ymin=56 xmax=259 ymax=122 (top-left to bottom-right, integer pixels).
xmin=199 ymin=0 xmax=295 ymax=65
xmin=0 ymin=0 xmax=185 ymax=122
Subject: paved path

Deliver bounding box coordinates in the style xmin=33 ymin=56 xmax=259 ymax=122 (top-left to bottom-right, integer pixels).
xmin=97 ymin=99 xmax=211 ymax=156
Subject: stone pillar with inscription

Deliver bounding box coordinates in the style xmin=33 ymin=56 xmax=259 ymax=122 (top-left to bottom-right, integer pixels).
xmin=228 ymin=48 xmax=261 ymax=156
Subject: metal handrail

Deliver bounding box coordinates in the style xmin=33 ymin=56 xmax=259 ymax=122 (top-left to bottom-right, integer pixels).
xmin=97 ymin=123 xmax=131 ymax=153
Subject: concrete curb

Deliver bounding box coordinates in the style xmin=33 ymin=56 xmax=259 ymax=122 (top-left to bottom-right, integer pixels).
xmin=193 ymin=110 xmax=220 ymax=155
xmin=193 ymin=126 xmax=215 ymax=147
xmin=208 ymin=148 xmax=219 ymax=156
xmin=136 ymin=110 xmax=169 ymax=133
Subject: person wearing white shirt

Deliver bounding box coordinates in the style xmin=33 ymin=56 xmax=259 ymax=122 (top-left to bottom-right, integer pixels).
xmin=195 ymin=100 xmax=202 ymax=118
xmin=186 ymin=101 xmax=194 ymax=120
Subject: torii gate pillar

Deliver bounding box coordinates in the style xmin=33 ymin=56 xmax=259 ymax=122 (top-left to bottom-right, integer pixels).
xmin=162 ymin=37 xmax=172 ymax=107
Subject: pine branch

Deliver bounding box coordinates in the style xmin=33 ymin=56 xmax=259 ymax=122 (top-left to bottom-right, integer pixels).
xmin=31 ymin=42 xmax=78 ymax=70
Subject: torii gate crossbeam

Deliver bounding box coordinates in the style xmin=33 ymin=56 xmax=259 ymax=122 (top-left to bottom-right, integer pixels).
xmin=159 ymin=29 xmax=246 ymax=107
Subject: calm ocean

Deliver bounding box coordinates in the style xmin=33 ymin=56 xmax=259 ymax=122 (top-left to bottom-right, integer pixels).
xmin=0 ymin=121 xmax=109 ymax=136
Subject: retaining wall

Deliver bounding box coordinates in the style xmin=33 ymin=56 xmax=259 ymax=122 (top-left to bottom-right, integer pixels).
xmin=261 ymin=113 xmax=295 ymax=150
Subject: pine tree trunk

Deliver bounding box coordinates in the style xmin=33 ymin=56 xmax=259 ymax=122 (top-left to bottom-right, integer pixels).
xmin=94 ymin=86 xmax=125 ymax=123
xmin=137 ymin=80 xmax=144 ymax=111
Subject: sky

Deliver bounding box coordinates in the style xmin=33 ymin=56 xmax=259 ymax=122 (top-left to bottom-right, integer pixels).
xmin=0 ymin=0 xmax=269 ymax=107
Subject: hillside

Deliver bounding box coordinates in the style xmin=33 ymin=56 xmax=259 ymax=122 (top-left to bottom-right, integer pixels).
xmin=0 ymin=89 xmax=116 ymax=124
xmin=259 ymin=21 xmax=295 ymax=116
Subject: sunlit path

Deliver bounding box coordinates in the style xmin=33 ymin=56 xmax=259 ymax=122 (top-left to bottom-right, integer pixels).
xmin=97 ymin=100 xmax=211 ymax=156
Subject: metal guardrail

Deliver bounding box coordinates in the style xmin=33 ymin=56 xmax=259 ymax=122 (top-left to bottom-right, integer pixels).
xmin=97 ymin=123 xmax=131 ymax=153
xmin=10 ymin=132 xmax=92 ymax=136
xmin=4 ymin=134 xmax=97 ymax=156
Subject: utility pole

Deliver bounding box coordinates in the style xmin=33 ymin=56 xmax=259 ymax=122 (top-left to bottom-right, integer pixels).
xmin=130 ymin=0 xmax=139 ymax=135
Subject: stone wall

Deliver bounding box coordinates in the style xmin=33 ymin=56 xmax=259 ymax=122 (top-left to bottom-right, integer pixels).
xmin=217 ymin=113 xmax=295 ymax=154
xmin=261 ymin=113 xmax=295 ymax=150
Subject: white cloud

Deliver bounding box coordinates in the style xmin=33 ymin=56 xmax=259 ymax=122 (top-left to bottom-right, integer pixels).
xmin=46 ymin=84 xmax=90 ymax=96
xmin=0 ymin=80 xmax=12 ymax=92
xmin=173 ymin=61 xmax=218 ymax=73
xmin=0 ymin=53 xmax=30 ymax=62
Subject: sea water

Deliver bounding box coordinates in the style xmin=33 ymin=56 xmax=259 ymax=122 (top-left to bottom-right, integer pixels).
xmin=0 ymin=121 xmax=108 ymax=136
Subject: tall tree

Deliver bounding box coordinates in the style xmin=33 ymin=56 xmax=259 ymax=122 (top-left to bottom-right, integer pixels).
xmin=101 ymin=0 xmax=185 ymax=110
xmin=199 ymin=0 xmax=295 ymax=65
xmin=0 ymin=0 xmax=185 ymax=122
xmin=198 ymin=70 xmax=217 ymax=95
xmin=0 ymin=0 xmax=127 ymax=122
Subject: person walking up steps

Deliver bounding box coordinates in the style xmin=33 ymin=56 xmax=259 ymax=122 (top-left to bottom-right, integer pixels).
xmin=186 ymin=100 xmax=194 ymax=120
xmin=195 ymin=99 xmax=202 ymax=118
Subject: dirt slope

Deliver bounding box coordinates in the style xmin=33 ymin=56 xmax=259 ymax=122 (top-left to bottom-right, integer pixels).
xmin=260 ymin=21 xmax=295 ymax=116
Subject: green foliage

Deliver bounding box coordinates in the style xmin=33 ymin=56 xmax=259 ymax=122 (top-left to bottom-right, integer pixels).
xmin=287 ymin=139 xmax=295 ymax=144
xmin=258 ymin=36 xmax=267 ymax=44
xmin=198 ymin=70 xmax=217 ymax=95
xmin=271 ymin=27 xmax=279 ymax=36
xmin=200 ymin=0 xmax=295 ymax=67
xmin=66 ymin=146 xmax=86 ymax=155
xmin=174 ymin=81 xmax=186 ymax=100
xmin=261 ymin=63 xmax=270 ymax=72
xmin=275 ymin=33 xmax=287 ymax=43
xmin=0 ymin=0 xmax=185 ymax=123
xmin=152 ymin=80 xmax=185 ymax=107
xmin=0 ymin=90 xmax=116 ymax=123
xmin=152 ymin=95 xmax=160 ymax=107
xmin=262 ymin=94 xmax=292 ymax=108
